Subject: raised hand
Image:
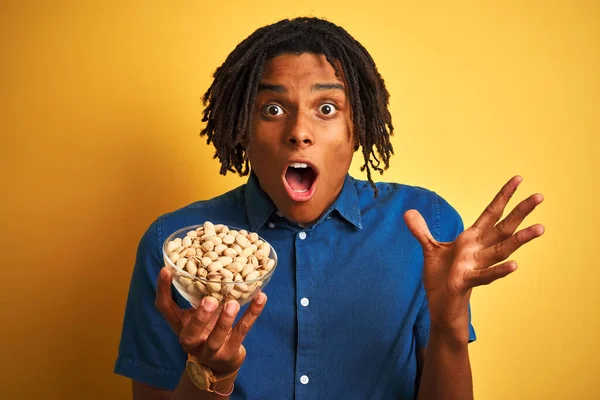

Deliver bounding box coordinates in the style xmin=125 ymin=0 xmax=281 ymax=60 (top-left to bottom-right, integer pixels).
xmin=155 ymin=267 xmax=267 ymax=375
xmin=404 ymin=176 xmax=544 ymax=333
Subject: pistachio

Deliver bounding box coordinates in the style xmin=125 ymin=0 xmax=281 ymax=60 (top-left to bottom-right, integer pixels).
xmin=264 ymin=258 xmax=275 ymax=271
xmin=236 ymin=282 xmax=249 ymax=292
xmin=166 ymin=241 xmax=179 ymax=253
xmin=179 ymin=276 xmax=192 ymax=286
xmin=220 ymin=278 xmax=233 ymax=294
xmin=227 ymin=262 xmax=243 ymax=273
xmin=235 ymin=256 xmax=248 ymax=266
xmin=207 ymin=236 xmax=223 ymax=246
xmin=245 ymin=270 xmax=260 ymax=281
xmin=214 ymin=243 xmax=228 ymax=255
xmin=241 ymin=264 xmax=255 ymax=278
xmin=201 ymin=241 xmax=214 ymax=253
xmin=222 ymin=234 xmax=235 ymax=245
xmin=220 ymin=268 xmax=233 ymax=280
xmin=194 ymin=281 xmax=208 ymax=294
xmin=235 ymin=234 xmax=250 ymax=248
xmin=186 ymin=260 xmax=198 ymax=276
xmin=207 ymin=282 xmax=221 ymax=292
xmin=248 ymin=232 xmax=259 ymax=243
xmin=176 ymin=258 xmax=187 ymax=269
xmin=240 ymin=247 xmax=254 ymax=258
xmin=210 ymin=292 xmax=223 ymax=301
xmin=217 ymin=256 xmax=233 ymax=267
xmin=203 ymin=221 xmax=215 ymax=233
xmin=208 ymin=261 xmax=224 ymax=273
xmin=224 ymin=248 xmax=238 ymax=257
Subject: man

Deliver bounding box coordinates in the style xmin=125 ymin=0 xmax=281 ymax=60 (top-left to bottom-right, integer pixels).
xmin=114 ymin=17 xmax=544 ymax=399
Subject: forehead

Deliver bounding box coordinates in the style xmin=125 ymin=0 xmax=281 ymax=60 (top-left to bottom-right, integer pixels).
xmin=260 ymin=53 xmax=344 ymax=85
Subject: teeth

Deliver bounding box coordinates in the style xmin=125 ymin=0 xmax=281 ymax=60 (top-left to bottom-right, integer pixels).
xmin=293 ymin=189 xmax=308 ymax=193
xmin=290 ymin=162 xmax=309 ymax=169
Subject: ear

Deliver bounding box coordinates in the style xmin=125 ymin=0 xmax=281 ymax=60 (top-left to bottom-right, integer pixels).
xmin=239 ymin=132 xmax=252 ymax=155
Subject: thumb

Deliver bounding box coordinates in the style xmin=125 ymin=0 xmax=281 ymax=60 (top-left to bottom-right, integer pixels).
xmin=404 ymin=210 xmax=436 ymax=251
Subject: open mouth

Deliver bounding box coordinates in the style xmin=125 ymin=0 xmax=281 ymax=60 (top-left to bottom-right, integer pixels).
xmin=283 ymin=162 xmax=318 ymax=201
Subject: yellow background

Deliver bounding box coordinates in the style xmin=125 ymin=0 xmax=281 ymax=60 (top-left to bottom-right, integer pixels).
xmin=1 ymin=1 xmax=598 ymax=399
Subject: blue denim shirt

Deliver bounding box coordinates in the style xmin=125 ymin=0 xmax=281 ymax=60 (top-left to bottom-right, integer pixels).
xmin=115 ymin=173 xmax=476 ymax=399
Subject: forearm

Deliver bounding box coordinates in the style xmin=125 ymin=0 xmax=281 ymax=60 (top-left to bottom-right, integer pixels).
xmin=417 ymin=326 xmax=473 ymax=400
xmin=170 ymin=371 xmax=232 ymax=400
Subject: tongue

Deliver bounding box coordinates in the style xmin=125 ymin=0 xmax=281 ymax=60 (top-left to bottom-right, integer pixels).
xmin=285 ymin=168 xmax=315 ymax=191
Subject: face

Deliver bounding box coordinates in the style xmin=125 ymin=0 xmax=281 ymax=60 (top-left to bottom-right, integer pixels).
xmin=246 ymin=53 xmax=355 ymax=226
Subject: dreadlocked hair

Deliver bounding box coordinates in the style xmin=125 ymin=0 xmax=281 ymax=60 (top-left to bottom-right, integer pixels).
xmin=200 ymin=17 xmax=394 ymax=197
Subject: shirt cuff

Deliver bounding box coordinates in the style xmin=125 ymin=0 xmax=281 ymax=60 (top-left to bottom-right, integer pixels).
xmin=114 ymin=356 xmax=183 ymax=391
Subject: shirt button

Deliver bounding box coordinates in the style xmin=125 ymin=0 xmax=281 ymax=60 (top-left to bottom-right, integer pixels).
xmin=268 ymin=222 xmax=275 ymax=229
xmin=300 ymin=375 xmax=309 ymax=385
xmin=300 ymin=297 xmax=309 ymax=307
xmin=299 ymin=231 xmax=307 ymax=240
xmin=276 ymin=211 xmax=283 ymax=217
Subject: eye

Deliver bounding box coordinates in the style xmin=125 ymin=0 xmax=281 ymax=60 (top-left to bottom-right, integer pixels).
xmin=318 ymin=103 xmax=337 ymax=116
xmin=263 ymin=104 xmax=284 ymax=116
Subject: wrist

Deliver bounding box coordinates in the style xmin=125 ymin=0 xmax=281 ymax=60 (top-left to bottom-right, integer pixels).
xmin=186 ymin=355 xmax=240 ymax=396
xmin=429 ymin=323 xmax=471 ymax=348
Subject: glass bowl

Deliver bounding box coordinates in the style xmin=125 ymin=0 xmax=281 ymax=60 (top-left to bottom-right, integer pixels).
xmin=162 ymin=224 xmax=277 ymax=309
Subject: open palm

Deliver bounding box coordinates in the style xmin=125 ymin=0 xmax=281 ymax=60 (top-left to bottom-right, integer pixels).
xmin=404 ymin=176 xmax=545 ymax=329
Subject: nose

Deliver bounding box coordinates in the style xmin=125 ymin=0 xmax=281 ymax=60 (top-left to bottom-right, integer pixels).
xmin=286 ymin=111 xmax=314 ymax=148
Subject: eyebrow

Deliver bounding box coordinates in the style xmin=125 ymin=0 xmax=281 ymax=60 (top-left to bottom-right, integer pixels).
xmin=311 ymin=83 xmax=344 ymax=92
xmin=256 ymin=83 xmax=345 ymax=93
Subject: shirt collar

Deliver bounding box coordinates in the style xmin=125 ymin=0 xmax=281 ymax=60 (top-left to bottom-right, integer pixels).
xmin=329 ymin=174 xmax=363 ymax=229
xmin=245 ymin=172 xmax=278 ymax=232
xmin=244 ymin=172 xmax=363 ymax=231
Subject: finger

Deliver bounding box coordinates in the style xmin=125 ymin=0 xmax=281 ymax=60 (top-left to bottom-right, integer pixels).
xmin=484 ymin=193 xmax=544 ymax=246
xmin=204 ymin=300 xmax=241 ymax=355
xmin=179 ymin=296 xmax=220 ymax=351
xmin=155 ymin=267 xmax=184 ymax=333
xmin=472 ymin=176 xmax=522 ymax=233
xmin=463 ymin=260 xmax=518 ymax=288
xmin=404 ymin=210 xmax=437 ymax=251
xmin=475 ymin=224 xmax=545 ymax=267
xmin=226 ymin=292 xmax=267 ymax=351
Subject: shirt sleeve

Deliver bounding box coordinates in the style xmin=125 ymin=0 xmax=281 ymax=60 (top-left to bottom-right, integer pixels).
xmin=414 ymin=192 xmax=477 ymax=348
xmin=113 ymin=217 xmax=187 ymax=390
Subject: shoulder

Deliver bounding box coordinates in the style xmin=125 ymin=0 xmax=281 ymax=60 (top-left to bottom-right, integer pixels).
xmin=351 ymin=176 xmax=446 ymax=210
xmin=351 ymin=176 xmax=464 ymax=241
xmin=139 ymin=184 xmax=248 ymax=251
xmin=162 ymin=184 xmax=246 ymax=220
